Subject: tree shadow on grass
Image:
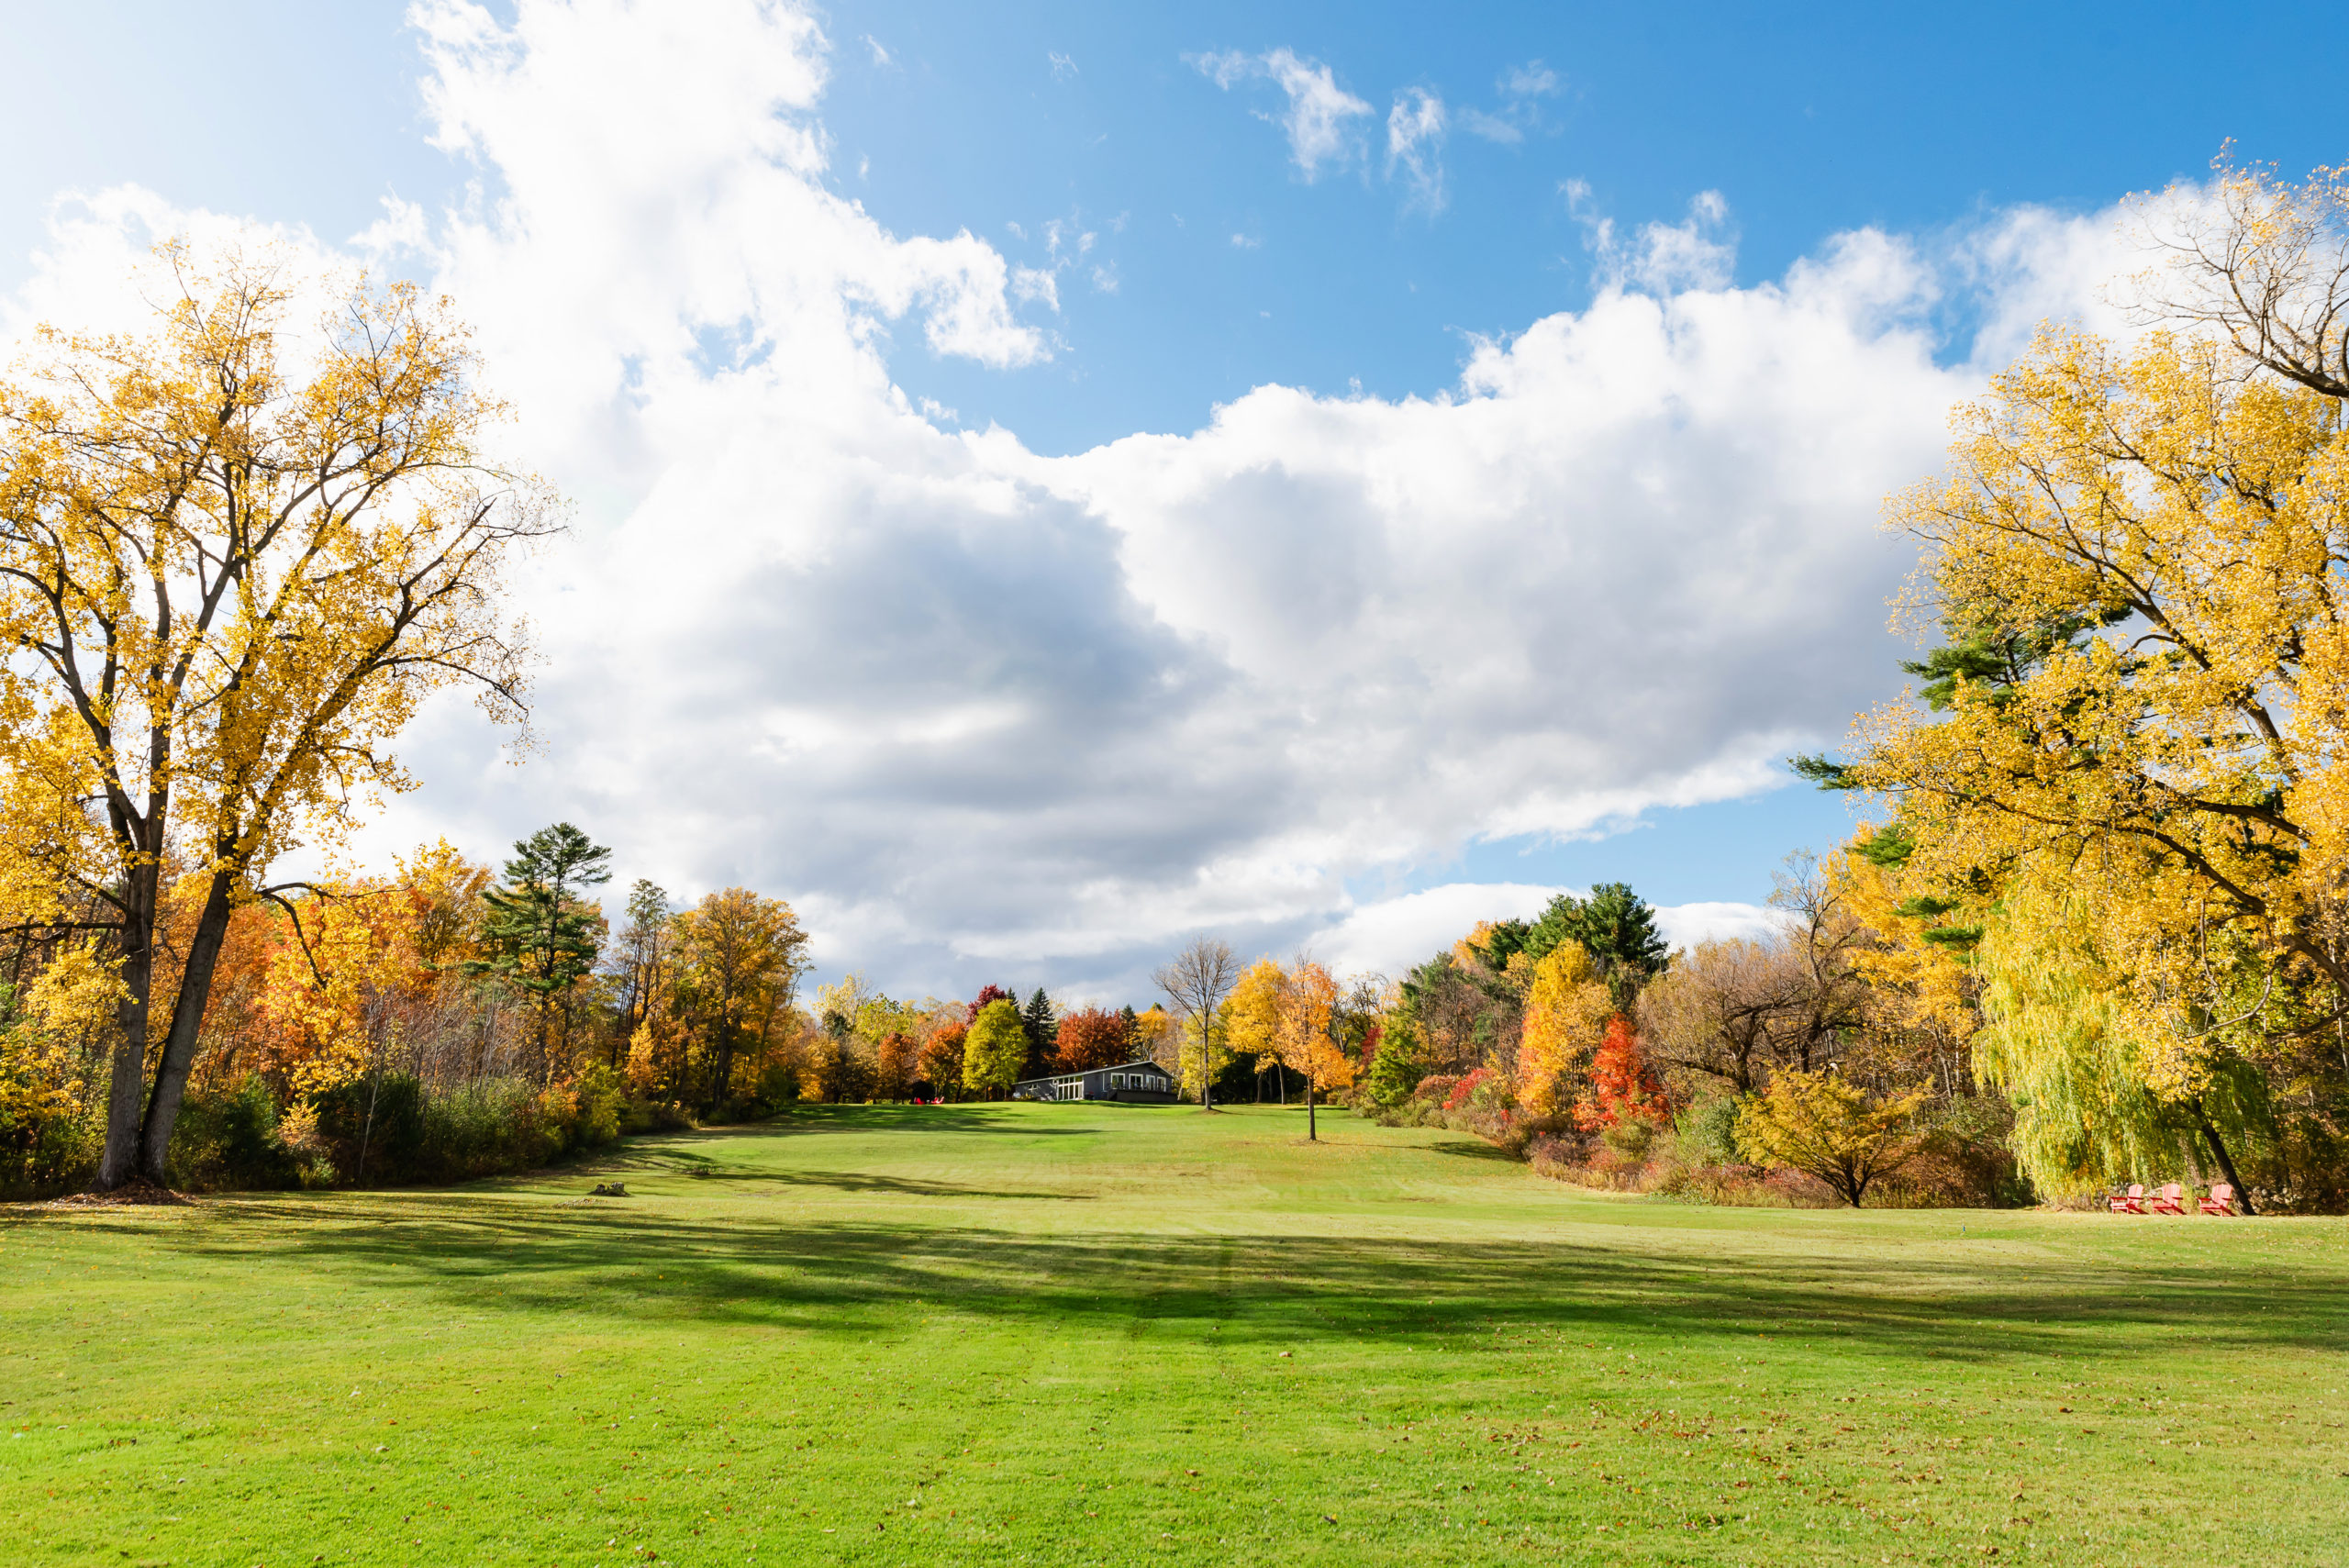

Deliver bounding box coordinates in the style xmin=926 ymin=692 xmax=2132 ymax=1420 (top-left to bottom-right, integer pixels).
xmin=1422 ymin=1140 xmax=1521 ymax=1162
xmin=729 ymin=1106 xmax=1102 ymax=1137
xmin=649 ymin=1168 xmax=1089 ymax=1201
xmin=85 ymin=1198 xmax=2349 ymax=1369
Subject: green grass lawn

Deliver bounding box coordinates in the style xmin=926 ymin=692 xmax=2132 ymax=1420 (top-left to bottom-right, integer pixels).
xmin=5 ymin=1104 xmax=2345 ymax=1567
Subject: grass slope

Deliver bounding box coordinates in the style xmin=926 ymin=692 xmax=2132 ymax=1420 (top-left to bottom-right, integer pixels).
xmin=4 ymin=1104 xmax=2345 ymax=1566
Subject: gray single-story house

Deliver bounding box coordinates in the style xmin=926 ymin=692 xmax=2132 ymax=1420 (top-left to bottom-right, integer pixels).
xmin=1011 ymin=1058 xmax=1181 ymax=1104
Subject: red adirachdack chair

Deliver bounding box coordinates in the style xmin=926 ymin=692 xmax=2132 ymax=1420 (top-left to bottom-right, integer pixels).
xmin=2109 ymin=1184 xmax=2147 ymax=1214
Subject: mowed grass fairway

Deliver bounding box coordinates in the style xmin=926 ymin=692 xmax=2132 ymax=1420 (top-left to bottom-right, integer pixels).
xmin=6 ymin=1106 xmax=2347 ymax=1567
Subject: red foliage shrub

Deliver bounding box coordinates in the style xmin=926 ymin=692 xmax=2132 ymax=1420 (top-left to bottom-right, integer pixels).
xmin=1414 ymin=1073 xmax=1464 ymax=1106
xmin=1444 ymin=1065 xmax=1501 ymax=1112
xmin=1572 ymin=1016 xmax=1670 ymax=1132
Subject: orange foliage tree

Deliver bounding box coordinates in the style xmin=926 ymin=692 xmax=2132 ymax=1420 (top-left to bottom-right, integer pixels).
xmin=1053 ymin=1007 xmax=1132 ymax=1072
xmin=874 ymin=1032 xmax=917 ymax=1100
xmin=918 ymin=1022 xmax=967 ymax=1099
xmin=1574 ymin=1017 xmax=1670 ymax=1131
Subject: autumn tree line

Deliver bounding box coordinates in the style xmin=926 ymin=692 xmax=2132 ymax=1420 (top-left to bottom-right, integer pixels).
xmin=0 ymin=811 xmax=1205 ymax=1196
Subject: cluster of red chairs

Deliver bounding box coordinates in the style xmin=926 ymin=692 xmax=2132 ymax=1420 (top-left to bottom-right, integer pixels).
xmin=2109 ymin=1182 xmax=2238 ymax=1215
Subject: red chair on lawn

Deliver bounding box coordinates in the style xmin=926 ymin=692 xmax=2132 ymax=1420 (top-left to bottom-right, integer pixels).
xmin=2110 ymin=1184 xmax=2146 ymax=1214
xmin=2149 ymin=1183 xmax=2186 ymax=1215
xmin=2199 ymin=1184 xmax=2239 ymax=1216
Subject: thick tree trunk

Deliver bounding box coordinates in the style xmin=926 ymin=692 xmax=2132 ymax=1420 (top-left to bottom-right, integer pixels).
xmin=709 ymin=1034 xmax=735 ymax=1118
xmin=95 ymin=906 xmax=154 ymax=1187
xmin=1307 ymin=1073 xmax=1317 ymax=1141
xmin=2189 ymin=1098 xmax=2256 ymax=1215
xmin=96 ymin=869 xmax=160 ymax=1191
xmin=136 ymin=869 xmax=237 ymax=1185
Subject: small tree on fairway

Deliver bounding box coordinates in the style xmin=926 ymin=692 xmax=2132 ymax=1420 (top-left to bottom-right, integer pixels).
xmin=1274 ymin=960 xmax=1349 ymax=1141
xmin=1735 ymin=1069 xmax=1932 ymax=1207
xmin=1154 ymin=938 xmax=1238 ymax=1110
xmin=963 ymin=999 xmax=1027 ymax=1099
xmin=1225 ymin=958 xmax=1286 ymax=1100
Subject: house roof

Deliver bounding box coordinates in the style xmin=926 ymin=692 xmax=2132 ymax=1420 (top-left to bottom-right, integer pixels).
xmin=1011 ymin=1058 xmax=1175 ymax=1089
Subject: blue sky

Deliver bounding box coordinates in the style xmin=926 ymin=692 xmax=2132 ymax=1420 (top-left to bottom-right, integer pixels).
xmin=4 ymin=1 xmax=2341 ymax=998
xmin=14 ymin=3 xmax=2333 ymax=452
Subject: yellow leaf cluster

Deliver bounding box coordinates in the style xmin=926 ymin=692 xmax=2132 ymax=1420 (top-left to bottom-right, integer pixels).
xmin=1225 ymin=959 xmax=1286 ymax=1068
xmin=1515 ymin=942 xmax=1610 ymax=1116
xmin=1826 ymin=836 xmax=1973 ymax=1041
xmin=255 ymin=895 xmax=403 ymax=1097
xmin=1853 ymin=323 xmax=2349 ymax=1107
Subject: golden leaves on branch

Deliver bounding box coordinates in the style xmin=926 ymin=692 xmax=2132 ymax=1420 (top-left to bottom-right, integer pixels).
xmin=1834 ymin=165 xmax=2349 ymax=1202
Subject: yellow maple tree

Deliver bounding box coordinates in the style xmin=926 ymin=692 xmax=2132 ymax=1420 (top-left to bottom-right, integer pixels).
xmin=1515 ymin=940 xmax=1613 ymax=1117
xmin=0 ymin=246 xmax=556 ymax=1188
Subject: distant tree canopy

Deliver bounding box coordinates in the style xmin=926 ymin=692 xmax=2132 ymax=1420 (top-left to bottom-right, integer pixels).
xmin=1508 ymin=883 xmax=1671 ymax=1006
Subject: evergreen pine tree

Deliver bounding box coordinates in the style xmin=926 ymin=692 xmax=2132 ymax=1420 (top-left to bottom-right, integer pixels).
xmin=467 ymin=822 xmax=613 ymax=1078
xmin=1019 ymin=988 xmax=1058 ymax=1080
xmin=1523 ymin=882 xmax=1670 ymax=1006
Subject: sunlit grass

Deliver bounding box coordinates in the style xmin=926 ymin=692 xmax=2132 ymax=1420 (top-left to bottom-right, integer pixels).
xmin=5 ymin=1102 xmax=2345 ymax=1565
